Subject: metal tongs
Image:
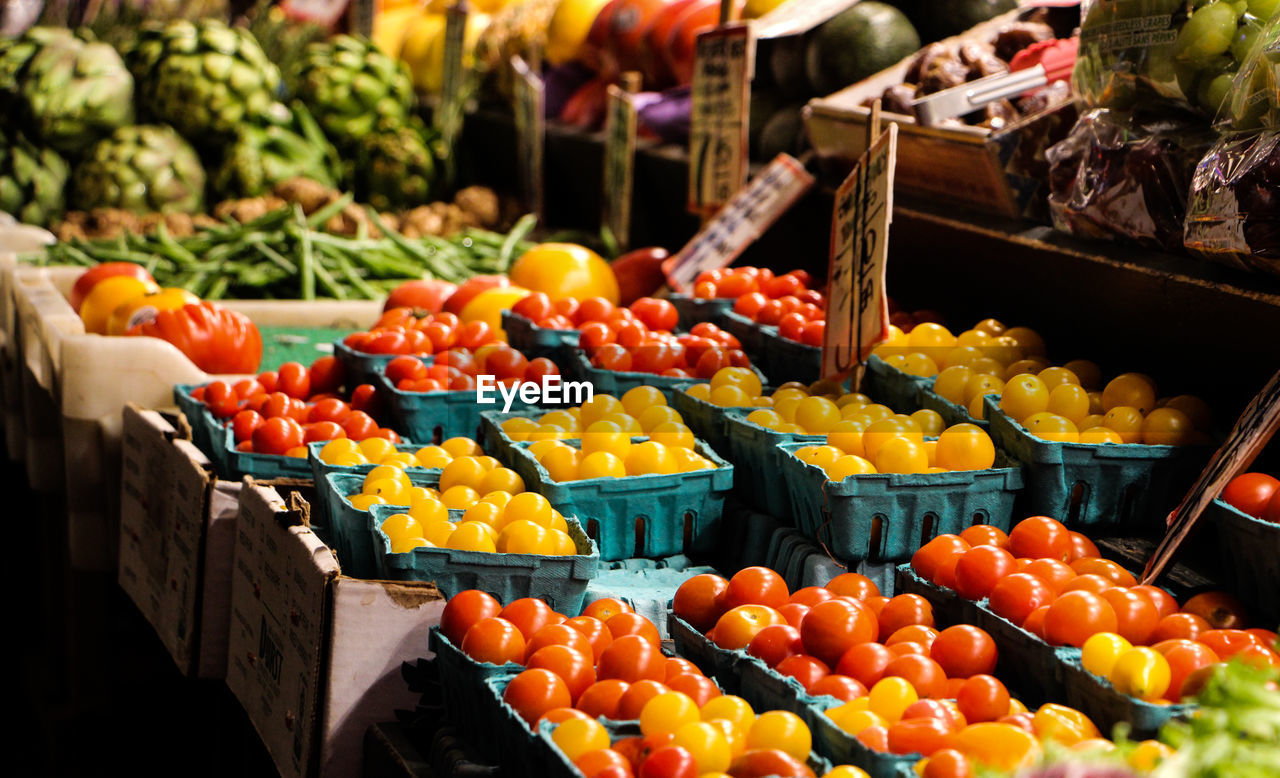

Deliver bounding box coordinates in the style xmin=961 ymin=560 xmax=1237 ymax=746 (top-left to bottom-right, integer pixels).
xmin=912 ymin=37 xmax=1079 ymax=127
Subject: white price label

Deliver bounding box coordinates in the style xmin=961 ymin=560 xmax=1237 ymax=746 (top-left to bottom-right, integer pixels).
xmin=688 ymin=24 xmax=754 ymax=217
xmin=664 ymin=153 xmax=814 ymax=293
xmin=823 ymin=124 xmax=897 ymax=380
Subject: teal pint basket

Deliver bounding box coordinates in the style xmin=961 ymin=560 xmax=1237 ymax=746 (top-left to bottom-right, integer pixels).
xmin=984 ymin=395 xmax=1210 ymax=529
xmin=173 ymin=383 xmax=314 ymax=480
xmin=506 ymin=438 xmax=734 ymax=562
xmin=320 ymin=469 xmax=444 ymax=578
xmin=720 ymin=309 xmax=767 ymax=356
xmin=429 ymin=628 xmax=523 ymax=754
xmin=722 ymin=409 xmax=824 ymax=517
xmin=778 ymin=442 xmax=1023 ymax=563
xmin=366 ymin=503 xmax=598 ymax=611
xmin=380 ymin=371 xmax=539 ymax=444
xmin=758 ymin=328 xmax=822 ymax=386
xmin=501 ymin=310 xmax=578 ymax=359
xmin=333 ymin=338 xmax=402 ymax=386
xmin=919 ymin=382 xmax=988 ymax=429
xmin=667 ymin=612 xmax=916 ymax=778
xmin=861 ymin=354 xmax=929 ymax=414
xmin=1207 ymin=498 xmax=1280 ymax=626
xmin=894 ymin=566 xmax=1191 ymax=736
xmin=670 ymin=293 xmax=734 ymax=330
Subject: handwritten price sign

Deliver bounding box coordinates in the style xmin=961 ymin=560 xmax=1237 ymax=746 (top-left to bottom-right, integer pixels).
xmin=823 ymin=123 xmax=897 ymax=379
xmin=688 ymin=24 xmax=754 ymax=217
xmin=664 ymin=153 xmax=814 ymax=293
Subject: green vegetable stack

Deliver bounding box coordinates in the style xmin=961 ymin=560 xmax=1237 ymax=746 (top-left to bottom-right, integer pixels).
xmin=213 ymin=103 xmax=340 ymax=199
xmin=126 ymin=18 xmax=282 ymax=145
xmin=72 ymin=125 xmax=206 ymax=213
xmin=1155 ymin=659 xmax=1280 ymax=778
xmin=0 ymin=129 xmax=70 ymax=226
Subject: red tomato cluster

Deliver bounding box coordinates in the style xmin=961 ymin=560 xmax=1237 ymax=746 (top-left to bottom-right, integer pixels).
xmin=343 ymin=308 xmax=501 ymax=356
xmin=674 ymin=568 xmax=1000 ymax=702
xmin=444 ymin=591 xmax=716 ymax=721
xmin=191 ymin=358 xmax=398 ymax=456
xmin=721 ymin=269 xmax=826 ymax=348
xmin=511 ymin=293 xmax=680 ymax=333
xmin=384 ymin=345 xmax=559 ymax=393
xmin=1221 ymin=471 xmax=1280 ymax=523
xmin=693 ymin=267 xmax=817 ymax=303
xmin=910 ymin=516 xmax=1278 ymax=696
xmin=584 ymin=320 xmax=749 ymax=378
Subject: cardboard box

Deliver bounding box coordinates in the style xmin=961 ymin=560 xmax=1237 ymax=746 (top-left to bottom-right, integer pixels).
xmin=226 ymin=481 xmax=445 ymax=778
xmin=118 ymin=404 xmax=241 ymax=679
xmin=803 ymin=9 xmax=1078 ymax=220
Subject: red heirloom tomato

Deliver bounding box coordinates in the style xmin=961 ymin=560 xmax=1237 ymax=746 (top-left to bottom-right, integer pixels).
xmin=127 ymin=301 xmax=262 ymax=374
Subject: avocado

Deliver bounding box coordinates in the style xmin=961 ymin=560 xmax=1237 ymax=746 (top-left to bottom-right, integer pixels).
xmin=749 ymin=90 xmax=785 ymax=158
xmin=769 ymin=33 xmax=814 ymax=100
xmin=889 ymin=0 xmax=1018 ymax=43
xmin=804 ymin=2 xmax=921 ymax=96
xmin=757 ymin=105 xmax=807 ymax=161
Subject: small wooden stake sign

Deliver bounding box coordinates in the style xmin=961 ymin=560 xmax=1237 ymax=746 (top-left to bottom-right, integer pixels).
xmin=1143 ymin=368 xmax=1280 ymax=584
xmin=602 ymin=72 xmax=641 ymax=253
xmin=688 ymin=1 xmax=754 ymax=219
xmin=822 ymin=100 xmax=896 ymax=387
xmin=510 ymin=53 xmax=545 ymax=224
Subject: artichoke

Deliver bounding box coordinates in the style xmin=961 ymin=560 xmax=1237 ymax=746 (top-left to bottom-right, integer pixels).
xmin=213 ymin=102 xmax=340 ymax=199
xmin=18 ymin=34 xmax=134 ymax=154
xmin=71 ymin=124 xmax=206 ymax=213
xmin=128 ymin=19 xmax=282 ymax=146
xmin=349 ymin=116 xmax=439 ymax=211
xmin=289 ymin=34 xmax=414 ymax=150
xmin=0 ymin=130 xmax=70 ymax=226
xmin=0 ymin=26 xmax=76 ymax=94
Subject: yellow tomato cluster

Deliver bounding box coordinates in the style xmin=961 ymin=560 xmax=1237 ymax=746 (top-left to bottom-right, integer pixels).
xmin=794 ymin=416 xmax=996 ymax=479
xmin=529 ymin=434 xmax=716 ymax=481
xmin=378 ymin=488 xmax=579 ymax=556
xmin=501 ymin=386 xmax=691 ymax=441
xmin=681 ymin=366 xmax=767 ymax=408
xmin=557 ymin=692 xmax=867 ymax=778
xmin=348 ymin=449 xmax=526 ymax=513
xmin=994 ymin=370 xmax=1210 ymax=446
xmin=319 ymin=435 xmax=484 ymax=468
xmin=1082 ymin=633 xmax=1174 ymax=702
xmin=871 ymin=319 xmax=1046 ymax=379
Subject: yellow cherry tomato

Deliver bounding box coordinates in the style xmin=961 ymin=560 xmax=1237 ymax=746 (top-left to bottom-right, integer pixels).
xmin=380 ymin=513 xmax=423 ymax=547
xmin=1103 ymin=406 xmax=1145 ymax=444
xmin=1082 ymin=632 xmax=1133 ymax=678
xmin=499 ymin=417 xmax=538 ymax=442
xmin=711 ymin=366 xmax=763 ymax=399
xmin=935 ymin=423 xmax=996 ymax=470
xmin=359 ymin=437 xmax=397 ymax=462
xmin=320 ymin=438 xmax=364 ymax=463
xmin=621 ymin=385 xmax=667 ymax=417
xmin=496 ymin=519 xmax=548 ymax=553
xmin=1128 ymin=740 xmax=1174 ymax=771
xmin=552 ymin=717 xmax=610 ymax=762
xmin=409 ymin=496 xmax=449 ymax=526
xmin=1001 ymin=374 xmax=1050 ymax=421
xmin=1080 ymin=426 xmax=1124 ymax=445
xmin=1031 ymin=703 xmax=1099 ymax=746
xmin=440 ymin=485 xmax=480 ymax=510
xmin=625 ymin=441 xmax=677 ymax=475
xmin=445 ymin=521 xmax=496 ymax=552
xmin=868 ymin=676 xmax=917 ymax=724
xmin=1141 ymin=408 xmax=1195 ymax=446
xmin=827 ymin=420 xmax=866 ymax=457
xmin=745 ymin=710 xmax=811 ymax=761
xmin=1103 ymin=373 xmax=1157 ymax=414
xmin=963 ymin=373 xmax=1005 ymax=404
xmin=459 ymin=286 xmax=531 ymax=340
xmin=701 ymin=695 xmax=755 ymax=731
xmin=637 ymin=404 xmax=683 ymax=432
xmin=951 ymin=723 xmax=1042 ymax=771
xmin=910 ymin=409 xmax=945 ymax=437
xmin=419 ymin=518 xmax=456 ymax=547
xmin=640 ymin=691 xmax=700 ymax=737
xmin=539 ymin=444 xmax=581 ymax=482
xmin=824 ymin=455 xmax=878 ymax=481
xmin=1109 ymin=647 xmax=1171 ymax=702
xmin=1023 ymin=412 xmax=1079 ymax=443
xmin=673 ymin=721 xmax=732 ymax=774
xmin=876 ymin=437 xmax=929 ymax=474
xmin=348 ymin=493 xmax=387 ymax=511
xmin=1047 ymin=384 xmax=1091 ymax=425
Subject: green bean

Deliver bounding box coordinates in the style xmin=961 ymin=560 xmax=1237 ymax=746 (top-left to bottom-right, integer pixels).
xmin=333 ymin=253 xmax=380 ymax=300
xmin=305 ymin=193 xmax=355 ymax=230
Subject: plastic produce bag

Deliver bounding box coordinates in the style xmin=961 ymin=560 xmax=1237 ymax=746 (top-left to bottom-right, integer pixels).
xmin=1227 ymin=11 xmax=1280 ymax=128
xmin=1184 ymin=129 xmax=1280 ymax=275
xmin=1074 ymin=0 xmax=1279 ymax=118
xmin=1047 ymin=107 xmax=1215 ymax=251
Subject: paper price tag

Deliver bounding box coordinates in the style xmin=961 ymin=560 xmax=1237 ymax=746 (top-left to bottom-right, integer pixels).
xmin=1143 ymin=368 xmax=1280 ymax=583
xmin=511 ymin=55 xmax=545 ymax=223
xmin=822 ymin=124 xmax=897 ymax=380
xmin=602 ymin=83 xmax=639 ymax=252
xmin=751 ymin=0 xmax=859 ymax=40
xmin=688 ymin=24 xmax=754 ymax=217
xmin=664 ymin=153 xmax=814 ymax=293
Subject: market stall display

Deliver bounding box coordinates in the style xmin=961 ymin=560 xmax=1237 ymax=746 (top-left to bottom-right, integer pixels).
xmin=7 ymin=2 xmax=1280 ymax=777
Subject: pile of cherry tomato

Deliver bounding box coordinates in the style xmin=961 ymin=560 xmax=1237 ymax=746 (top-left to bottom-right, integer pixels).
xmin=1221 ymin=471 xmax=1280 ymax=523
xmin=720 ymin=268 xmax=826 ymax=348
xmin=910 ymin=517 xmax=1279 ymax=701
xmin=191 ymin=358 xmax=400 ymax=456
xmin=343 ymin=308 xmax=502 ymax=356
xmin=511 ymin=293 xmax=679 ymax=334
xmin=383 ymin=345 xmax=558 ymax=393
